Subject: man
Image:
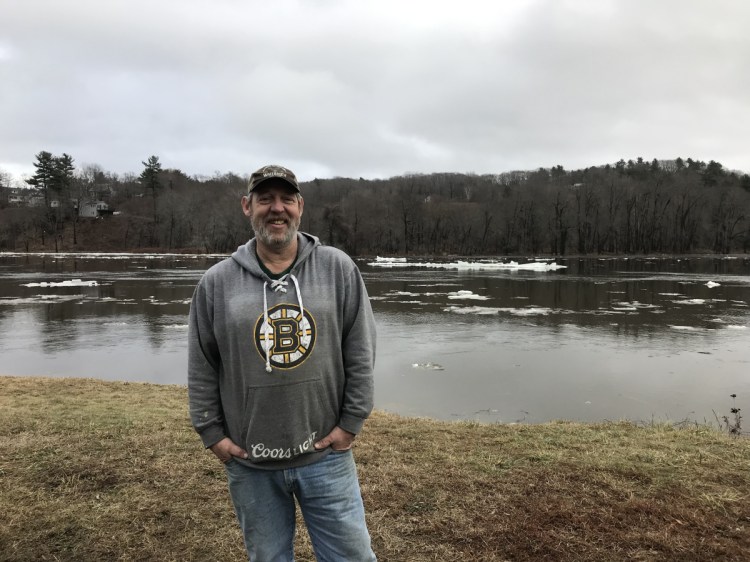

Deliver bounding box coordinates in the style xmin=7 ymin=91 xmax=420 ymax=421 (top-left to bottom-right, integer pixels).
xmin=188 ymin=164 xmax=377 ymax=561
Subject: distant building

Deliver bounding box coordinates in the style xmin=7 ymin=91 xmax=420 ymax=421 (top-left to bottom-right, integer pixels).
xmin=78 ymin=200 xmax=112 ymax=218
xmin=7 ymin=187 xmax=46 ymax=207
xmin=27 ymin=193 xmax=46 ymax=207
xmin=8 ymin=188 xmax=29 ymax=206
xmin=4 ymin=186 xmax=116 ymax=218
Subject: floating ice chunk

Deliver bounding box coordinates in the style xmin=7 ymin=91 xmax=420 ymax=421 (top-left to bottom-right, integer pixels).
xmin=368 ymin=259 xmax=566 ymax=271
xmin=532 ymin=262 xmax=567 ymax=271
xmin=510 ymin=307 xmax=551 ymax=316
xmin=411 ymin=362 xmax=445 ymax=370
xmin=447 ymin=290 xmax=489 ymax=300
xmin=375 ymin=256 xmax=406 ymax=262
xmin=727 ymin=325 xmax=748 ymax=330
xmin=706 ymin=281 xmax=720 ymax=288
xmin=443 ymin=305 xmax=501 ymax=315
xmin=455 ymin=260 xmax=566 ymax=271
xmin=22 ymin=279 xmax=98 ymax=287
xmin=0 ymin=295 xmax=83 ymax=305
xmin=672 ymin=299 xmax=705 ymax=305
xmin=613 ymin=301 xmax=660 ymax=311
xmin=387 ymin=291 xmax=421 ymax=297
xmin=443 ymin=305 xmax=553 ymax=316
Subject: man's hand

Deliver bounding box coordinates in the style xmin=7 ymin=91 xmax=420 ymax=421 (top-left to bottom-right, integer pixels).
xmin=210 ymin=437 xmax=249 ymax=464
xmin=314 ymin=426 xmax=356 ymax=451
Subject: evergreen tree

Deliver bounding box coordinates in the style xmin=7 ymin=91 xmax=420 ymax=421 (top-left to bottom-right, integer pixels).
xmin=139 ymin=155 xmax=163 ymax=243
xmin=53 ymin=153 xmax=75 ymax=197
xmin=26 ymin=151 xmax=56 ymax=206
xmin=703 ymin=160 xmax=724 ymax=187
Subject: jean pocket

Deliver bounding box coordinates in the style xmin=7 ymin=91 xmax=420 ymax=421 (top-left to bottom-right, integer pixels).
xmin=329 ymin=448 xmax=353 ymax=455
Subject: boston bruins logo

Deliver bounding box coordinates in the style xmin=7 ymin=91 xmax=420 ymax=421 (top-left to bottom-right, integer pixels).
xmin=254 ymin=304 xmax=316 ymax=370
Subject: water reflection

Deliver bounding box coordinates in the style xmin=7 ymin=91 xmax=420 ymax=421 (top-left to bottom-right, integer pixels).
xmin=1 ymin=253 xmax=749 ymax=424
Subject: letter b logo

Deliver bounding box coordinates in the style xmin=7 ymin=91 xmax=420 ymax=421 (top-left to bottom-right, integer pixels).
xmin=254 ymin=304 xmax=316 ymax=370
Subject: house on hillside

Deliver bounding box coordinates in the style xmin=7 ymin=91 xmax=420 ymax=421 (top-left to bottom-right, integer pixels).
xmin=7 ymin=188 xmax=36 ymax=206
xmin=27 ymin=193 xmax=46 ymax=207
xmin=8 ymin=193 xmax=24 ymax=205
xmin=78 ymin=200 xmax=113 ymax=218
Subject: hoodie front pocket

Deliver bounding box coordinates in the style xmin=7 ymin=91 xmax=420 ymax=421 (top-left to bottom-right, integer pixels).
xmin=241 ymin=379 xmax=336 ymax=463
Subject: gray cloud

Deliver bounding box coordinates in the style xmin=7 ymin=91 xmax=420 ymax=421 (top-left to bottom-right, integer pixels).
xmin=1 ymin=0 xmax=748 ymax=183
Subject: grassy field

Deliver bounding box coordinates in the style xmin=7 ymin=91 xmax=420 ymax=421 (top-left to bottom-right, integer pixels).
xmin=1 ymin=376 xmax=748 ymax=561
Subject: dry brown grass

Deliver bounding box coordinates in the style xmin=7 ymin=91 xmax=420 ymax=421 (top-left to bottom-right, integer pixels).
xmin=1 ymin=376 xmax=749 ymax=561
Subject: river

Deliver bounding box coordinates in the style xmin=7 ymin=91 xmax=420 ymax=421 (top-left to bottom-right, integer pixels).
xmin=1 ymin=252 xmax=748 ymax=425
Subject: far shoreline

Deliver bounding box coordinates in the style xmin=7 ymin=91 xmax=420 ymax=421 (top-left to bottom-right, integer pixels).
xmin=2 ymin=249 xmax=749 ymax=259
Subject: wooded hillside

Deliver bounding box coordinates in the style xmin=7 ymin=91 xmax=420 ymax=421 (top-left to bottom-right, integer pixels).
xmin=2 ymin=156 xmax=748 ymax=255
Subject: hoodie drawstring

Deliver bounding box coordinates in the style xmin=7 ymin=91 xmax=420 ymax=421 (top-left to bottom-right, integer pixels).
xmin=261 ymin=274 xmax=304 ymax=373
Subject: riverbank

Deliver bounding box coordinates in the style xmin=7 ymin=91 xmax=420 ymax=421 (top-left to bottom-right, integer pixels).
xmin=1 ymin=376 xmax=748 ymax=561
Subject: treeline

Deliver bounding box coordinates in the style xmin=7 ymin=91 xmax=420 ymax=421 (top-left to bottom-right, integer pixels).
xmin=1 ymin=155 xmax=749 ymax=255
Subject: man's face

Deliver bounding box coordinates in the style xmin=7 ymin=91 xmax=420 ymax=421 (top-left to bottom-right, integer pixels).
xmin=242 ymin=180 xmax=304 ymax=250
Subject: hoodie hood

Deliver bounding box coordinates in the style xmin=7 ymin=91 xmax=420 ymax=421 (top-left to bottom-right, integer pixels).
xmin=231 ymin=232 xmax=320 ymax=279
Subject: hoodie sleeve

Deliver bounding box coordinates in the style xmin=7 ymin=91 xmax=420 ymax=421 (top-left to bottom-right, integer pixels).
xmin=187 ymin=276 xmax=227 ymax=448
xmin=338 ymin=266 xmax=377 ymax=435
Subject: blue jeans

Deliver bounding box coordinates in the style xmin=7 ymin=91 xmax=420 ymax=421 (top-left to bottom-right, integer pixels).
xmin=224 ymin=450 xmax=377 ymax=561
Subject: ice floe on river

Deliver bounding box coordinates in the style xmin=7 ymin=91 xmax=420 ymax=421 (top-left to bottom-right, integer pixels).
xmin=22 ymin=279 xmax=98 ymax=287
xmin=411 ymin=362 xmax=445 ymax=370
xmin=370 ymin=257 xmax=566 ymax=271
xmin=375 ymin=256 xmax=407 ymax=263
xmin=443 ymin=305 xmax=553 ymax=316
xmin=0 ymin=294 xmax=84 ymax=305
xmin=447 ymin=290 xmax=489 ymax=300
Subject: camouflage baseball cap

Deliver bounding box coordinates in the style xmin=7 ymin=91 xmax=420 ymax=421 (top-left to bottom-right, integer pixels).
xmin=247 ymin=164 xmax=299 ymax=194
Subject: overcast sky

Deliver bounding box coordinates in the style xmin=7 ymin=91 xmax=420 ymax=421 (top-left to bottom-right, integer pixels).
xmin=1 ymin=0 xmax=748 ymax=184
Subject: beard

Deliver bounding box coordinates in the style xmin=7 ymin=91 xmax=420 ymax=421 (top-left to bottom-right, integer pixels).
xmin=251 ymin=213 xmax=300 ymax=249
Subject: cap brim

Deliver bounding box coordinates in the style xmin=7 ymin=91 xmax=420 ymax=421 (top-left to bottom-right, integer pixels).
xmin=248 ymin=176 xmax=300 ymax=193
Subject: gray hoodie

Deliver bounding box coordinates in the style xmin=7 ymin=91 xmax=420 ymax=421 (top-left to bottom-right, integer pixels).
xmin=188 ymin=232 xmax=376 ymax=470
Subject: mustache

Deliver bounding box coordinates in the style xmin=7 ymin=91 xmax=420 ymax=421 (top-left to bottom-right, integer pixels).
xmin=251 ymin=214 xmax=300 ymax=247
